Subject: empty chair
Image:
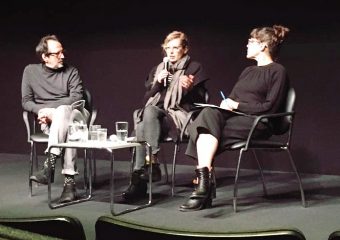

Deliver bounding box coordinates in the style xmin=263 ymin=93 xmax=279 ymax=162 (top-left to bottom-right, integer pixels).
xmin=0 ymin=224 xmax=57 ymax=239
xmin=95 ymin=215 xmax=306 ymax=240
xmin=0 ymin=215 xmax=86 ymax=240
xmin=329 ymin=231 xmax=340 ymax=240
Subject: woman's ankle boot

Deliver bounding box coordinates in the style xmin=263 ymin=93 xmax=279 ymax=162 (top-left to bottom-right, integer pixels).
xmin=122 ymin=169 xmax=147 ymax=201
xmin=179 ymin=167 xmax=212 ymax=212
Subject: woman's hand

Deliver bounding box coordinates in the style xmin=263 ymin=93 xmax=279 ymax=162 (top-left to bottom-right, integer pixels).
xmin=157 ymin=69 xmax=169 ymax=83
xmin=220 ymin=98 xmax=239 ymax=111
xmin=180 ymin=74 xmax=194 ymax=89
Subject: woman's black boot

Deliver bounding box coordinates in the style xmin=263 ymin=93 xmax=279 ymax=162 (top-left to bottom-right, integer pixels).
xmin=121 ymin=169 xmax=147 ymax=202
xmin=179 ymin=167 xmax=212 ymax=212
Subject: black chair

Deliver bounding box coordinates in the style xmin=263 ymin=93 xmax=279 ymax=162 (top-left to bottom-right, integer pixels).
xmin=23 ymin=111 xmax=49 ymax=197
xmin=179 ymin=87 xmax=306 ymax=212
xmin=95 ymin=215 xmax=306 ymax=240
xmin=165 ymin=90 xmax=210 ymax=196
xmin=329 ymin=231 xmax=340 ymax=240
xmin=223 ymin=87 xmax=306 ymax=212
xmin=0 ymin=224 xmax=58 ymax=239
xmin=23 ymin=88 xmax=97 ymax=197
xmin=0 ymin=215 xmax=86 ymax=240
xmin=130 ymin=90 xmax=210 ymax=196
xmin=83 ymin=88 xmax=97 ymax=127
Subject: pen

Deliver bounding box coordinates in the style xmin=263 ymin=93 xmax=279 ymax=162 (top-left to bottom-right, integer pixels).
xmin=220 ymin=91 xmax=226 ymax=100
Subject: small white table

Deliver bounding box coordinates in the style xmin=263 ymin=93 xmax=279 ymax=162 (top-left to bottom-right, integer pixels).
xmin=47 ymin=140 xmax=153 ymax=215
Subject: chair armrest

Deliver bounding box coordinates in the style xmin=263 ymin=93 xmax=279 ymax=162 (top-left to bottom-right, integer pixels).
xmin=244 ymin=111 xmax=295 ymax=150
xmin=22 ymin=111 xmax=31 ymax=142
xmin=89 ymin=108 xmax=98 ymax=126
xmin=180 ymin=108 xmax=203 ymax=141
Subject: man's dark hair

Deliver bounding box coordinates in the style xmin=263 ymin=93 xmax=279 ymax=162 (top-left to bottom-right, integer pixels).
xmin=35 ymin=34 xmax=60 ymax=62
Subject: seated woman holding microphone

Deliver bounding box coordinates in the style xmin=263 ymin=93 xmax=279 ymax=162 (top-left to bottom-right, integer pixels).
xmin=180 ymin=25 xmax=291 ymax=212
xmin=122 ymin=30 xmax=210 ymax=201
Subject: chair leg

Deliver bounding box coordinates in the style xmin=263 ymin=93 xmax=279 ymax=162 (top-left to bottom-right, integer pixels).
xmin=171 ymin=143 xmax=179 ymax=196
xmin=233 ymin=148 xmax=245 ymax=213
xmin=33 ymin=144 xmax=38 ymax=170
xmin=286 ymin=149 xmax=306 ymax=208
xmin=252 ymin=150 xmax=268 ymax=196
xmin=29 ymin=142 xmax=34 ymax=197
xmin=210 ymin=167 xmax=216 ymax=199
xmin=162 ymin=150 xmax=169 ymax=184
xmin=130 ymin=148 xmax=136 ymax=175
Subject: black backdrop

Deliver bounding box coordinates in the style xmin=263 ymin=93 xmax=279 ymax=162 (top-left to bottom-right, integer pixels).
xmin=1 ymin=0 xmax=340 ymax=174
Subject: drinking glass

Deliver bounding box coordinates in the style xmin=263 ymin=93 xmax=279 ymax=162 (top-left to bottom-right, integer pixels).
xmin=78 ymin=123 xmax=88 ymax=142
xmin=68 ymin=123 xmax=88 ymax=142
xmin=89 ymin=124 xmax=102 ymax=141
xmin=97 ymin=128 xmax=108 ymax=142
xmin=115 ymin=121 xmax=128 ymax=142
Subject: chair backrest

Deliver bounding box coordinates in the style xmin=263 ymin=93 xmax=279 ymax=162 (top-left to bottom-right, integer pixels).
xmin=83 ymin=88 xmax=97 ymax=126
xmin=83 ymin=88 xmax=92 ymax=113
xmin=197 ymin=87 xmax=210 ymax=105
xmin=0 ymin=224 xmax=58 ymax=239
xmin=272 ymin=87 xmax=296 ymax=135
xmin=95 ymin=216 xmax=306 ymax=240
xmin=329 ymin=231 xmax=340 ymax=240
xmin=203 ymin=88 xmax=210 ymax=104
xmin=0 ymin=215 xmax=86 ymax=240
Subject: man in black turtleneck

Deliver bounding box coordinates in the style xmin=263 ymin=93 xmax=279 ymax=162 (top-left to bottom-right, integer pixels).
xmin=21 ymin=35 xmax=90 ymax=203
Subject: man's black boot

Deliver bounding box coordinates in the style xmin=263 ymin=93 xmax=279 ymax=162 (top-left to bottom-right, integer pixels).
xmin=122 ymin=169 xmax=147 ymax=201
xmin=59 ymin=175 xmax=76 ymax=203
xmin=30 ymin=153 xmax=57 ymax=185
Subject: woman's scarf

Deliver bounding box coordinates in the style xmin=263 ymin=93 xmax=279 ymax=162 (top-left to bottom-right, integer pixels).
xmin=136 ymin=55 xmax=191 ymax=133
xmin=144 ymin=55 xmax=190 ymax=110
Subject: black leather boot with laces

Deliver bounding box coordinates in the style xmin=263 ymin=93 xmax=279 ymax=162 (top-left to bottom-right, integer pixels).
xmin=30 ymin=153 xmax=58 ymax=185
xmin=59 ymin=175 xmax=77 ymax=203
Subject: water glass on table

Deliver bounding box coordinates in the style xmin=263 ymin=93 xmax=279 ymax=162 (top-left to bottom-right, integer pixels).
xmin=89 ymin=124 xmax=102 ymax=141
xmin=115 ymin=121 xmax=128 ymax=142
xmin=68 ymin=123 xmax=88 ymax=142
xmin=97 ymin=128 xmax=108 ymax=142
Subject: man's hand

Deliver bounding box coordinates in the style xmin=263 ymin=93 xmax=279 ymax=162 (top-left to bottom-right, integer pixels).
xmin=37 ymin=108 xmax=55 ymax=124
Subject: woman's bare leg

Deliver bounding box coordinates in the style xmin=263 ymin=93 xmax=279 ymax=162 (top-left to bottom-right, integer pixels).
xmin=196 ymin=133 xmax=218 ymax=169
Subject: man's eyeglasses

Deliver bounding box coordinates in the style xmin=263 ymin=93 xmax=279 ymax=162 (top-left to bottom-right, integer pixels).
xmin=47 ymin=50 xmax=65 ymax=57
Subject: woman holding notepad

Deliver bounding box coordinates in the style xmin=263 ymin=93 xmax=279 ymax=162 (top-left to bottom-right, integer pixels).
xmin=180 ymin=25 xmax=291 ymax=212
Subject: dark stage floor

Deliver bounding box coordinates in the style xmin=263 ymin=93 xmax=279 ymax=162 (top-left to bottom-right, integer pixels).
xmin=0 ymin=153 xmax=340 ymax=240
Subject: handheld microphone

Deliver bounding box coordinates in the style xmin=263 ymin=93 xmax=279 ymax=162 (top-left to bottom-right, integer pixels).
xmin=163 ymin=57 xmax=170 ymax=87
